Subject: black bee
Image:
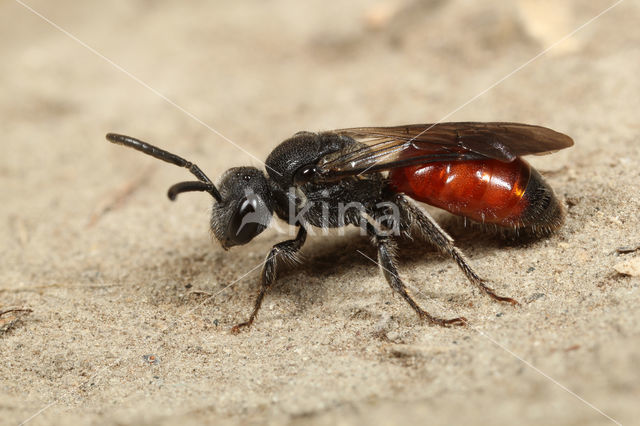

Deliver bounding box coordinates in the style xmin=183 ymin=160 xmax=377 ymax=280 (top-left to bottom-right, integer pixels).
xmin=106 ymin=123 xmax=572 ymax=332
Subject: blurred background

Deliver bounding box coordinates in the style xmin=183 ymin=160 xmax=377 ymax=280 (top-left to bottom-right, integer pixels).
xmin=2 ymin=0 xmax=638 ymax=425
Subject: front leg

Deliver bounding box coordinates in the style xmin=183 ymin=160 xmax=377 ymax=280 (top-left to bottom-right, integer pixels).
xmin=231 ymin=226 xmax=307 ymax=333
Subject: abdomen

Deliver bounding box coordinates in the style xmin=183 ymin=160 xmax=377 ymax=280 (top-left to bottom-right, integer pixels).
xmin=389 ymin=158 xmax=565 ymax=235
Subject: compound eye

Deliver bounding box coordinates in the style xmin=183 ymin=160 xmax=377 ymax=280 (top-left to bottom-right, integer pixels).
xmin=229 ymin=197 xmax=262 ymax=245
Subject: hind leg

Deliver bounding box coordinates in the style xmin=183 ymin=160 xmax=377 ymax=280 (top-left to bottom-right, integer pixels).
xmin=397 ymin=196 xmax=519 ymax=305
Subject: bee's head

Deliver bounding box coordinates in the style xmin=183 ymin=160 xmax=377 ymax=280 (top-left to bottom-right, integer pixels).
xmin=209 ymin=167 xmax=273 ymax=249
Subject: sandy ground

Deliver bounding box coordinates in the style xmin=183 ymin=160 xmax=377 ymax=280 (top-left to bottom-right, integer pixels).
xmin=1 ymin=0 xmax=639 ymax=425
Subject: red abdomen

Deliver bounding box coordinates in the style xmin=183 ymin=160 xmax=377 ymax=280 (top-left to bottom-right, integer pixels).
xmin=389 ymin=158 xmax=532 ymax=227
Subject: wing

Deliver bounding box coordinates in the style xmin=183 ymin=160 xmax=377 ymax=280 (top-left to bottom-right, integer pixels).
xmin=316 ymin=122 xmax=573 ymax=181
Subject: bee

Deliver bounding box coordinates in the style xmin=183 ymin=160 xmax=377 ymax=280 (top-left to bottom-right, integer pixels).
xmin=106 ymin=122 xmax=573 ymax=332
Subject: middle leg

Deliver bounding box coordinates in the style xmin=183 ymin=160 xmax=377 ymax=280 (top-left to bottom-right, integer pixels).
xmin=371 ymin=225 xmax=467 ymax=326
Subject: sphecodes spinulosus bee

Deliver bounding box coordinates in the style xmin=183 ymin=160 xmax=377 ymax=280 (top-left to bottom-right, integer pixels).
xmin=106 ymin=122 xmax=573 ymax=332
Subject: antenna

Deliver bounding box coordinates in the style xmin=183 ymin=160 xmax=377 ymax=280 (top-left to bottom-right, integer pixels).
xmin=106 ymin=133 xmax=222 ymax=202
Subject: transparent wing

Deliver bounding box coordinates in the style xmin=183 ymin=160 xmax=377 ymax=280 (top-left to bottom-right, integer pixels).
xmin=316 ymin=122 xmax=573 ymax=180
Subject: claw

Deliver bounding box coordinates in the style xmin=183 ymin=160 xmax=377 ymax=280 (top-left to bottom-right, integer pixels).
xmin=440 ymin=316 xmax=468 ymax=327
xmin=230 ymin=321 xmax=252 ymax=334
xmin=479 ymin=281 xmax=520 ymax=306
xmin=419 ymin=311 xmax=468 ymax=327
xmin=495 ymin=295 xmax=520 ymax=306
xmin=486 ymin=291 xmax=520 ymax=306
